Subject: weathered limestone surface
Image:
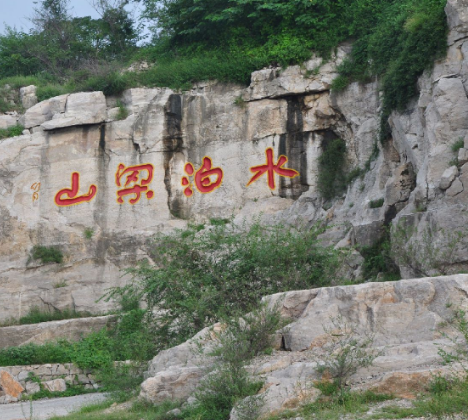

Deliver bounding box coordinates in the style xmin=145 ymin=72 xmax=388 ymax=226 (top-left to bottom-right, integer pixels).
xmin=0 ymin=315 xmax=116 ymax=349
xmin=140 ymin=275 xmax=468 ymax=417
xmin=0 ymin=0 xmax=468 ymax=318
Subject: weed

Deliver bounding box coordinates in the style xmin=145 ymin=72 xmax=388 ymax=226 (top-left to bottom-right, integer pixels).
xmin=359 ymin=232 xmax=401 ymax=282
xmin=30 ymin=245 xmax=63 ymax=264
xmin=19 ymin=306 xmax=92 ymax=325
xmin=234 ymin=95 xmax=246 ymax=108
xmin=452 ymin=138 xmax=465 ymax=154
xmin=314 ymin=316 xmax=380 ymax=392
xmin=116 ymin=100 xmax=129 ymax=120
xmin=0 ymin=124 xmax=25 ymax=140
xmin=53 ymin=280 xmax=68 ymax=288
xmin=209 ymin=217 xmax=230 ymax=226
xmin=187 ymin=304 xmax=282 ymax=420
xmin=369 ymin=198 xmax=384 ymax=209
xmin=84 ymin=228 xmax=94 ymax=240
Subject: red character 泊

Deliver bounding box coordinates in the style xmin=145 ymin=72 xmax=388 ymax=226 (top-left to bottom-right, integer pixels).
xmin=55 ymin=173 xmax=97 ymax=207
xmin=182 ymin=157 xmax=224 ymax=197
xmin=115 ymin=163 xmax=155 ymax=204
xmin=247 ymin=148 xmax=299 ymax=190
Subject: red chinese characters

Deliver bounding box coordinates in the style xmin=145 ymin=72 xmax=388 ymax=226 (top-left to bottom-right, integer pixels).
xmin=115 ymin=163 xmax=155 ymax=204
xmin=247 ymin=148 xmax=299 ymax=190
xmin=182 ymin=157 xmax=224 ymax=197
xmin=55 ymin=172 xmax=97 ymax=207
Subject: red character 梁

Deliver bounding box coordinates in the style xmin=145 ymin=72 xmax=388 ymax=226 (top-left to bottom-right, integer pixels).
xmin=182 ymin=157 xmax=224 ymax=197
xmin=247 ymin=148 xmax=299 ymax=189
xmin=55 ymin=173 xmax=97 ymax=207
xmin=115 ymin=163 xmax=155 ymax=204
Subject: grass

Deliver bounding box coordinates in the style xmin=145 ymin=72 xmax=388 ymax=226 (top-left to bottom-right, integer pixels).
xmin=49 ymin=400 xmax=181 ymax=420
xmin=30 ymin=245 xmax=63 ymax=264
xmin=115 ymin=100 xmax=129 ymax=120
xmin=18 ymin=306 xmax=93 ymax=325
xmin=451 ymin=138 xmax=465 ymax=154
xmin=369 ymin=198 xmax=385 ymax=209
xmin=0 ymin=124 xmax=24 ymax=140
xmin=84 ymin=228 xmax=95 ymax=240
xmin=42 ymin=378 xmax=468 ymax=420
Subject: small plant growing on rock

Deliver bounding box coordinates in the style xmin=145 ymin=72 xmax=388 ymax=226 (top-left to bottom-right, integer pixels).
xmin=451 ymin=138 xmax=465 ymax=154
xmin=188 ymin=304 xmax=282 ymax=420
xmin=314 ymin=316 xmax=379 ymax=393
xmin=234 ymin=95 xmax=246 ymax=108
xmin=369 ymin=198 xmax=384 ymax=209
xmin=116 ymin=100 xmax=129 ymax=120
xmin=83 ymin=227 xmax=94 ymax=239
xmin=438 ymin=307 xmax=468 ymax=375
xmin=30 ymin=245 xmax=63 ymax=264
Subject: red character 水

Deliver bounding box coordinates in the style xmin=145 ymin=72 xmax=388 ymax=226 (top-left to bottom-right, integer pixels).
xmin=247 ymin=148 xmax=299 ymax=190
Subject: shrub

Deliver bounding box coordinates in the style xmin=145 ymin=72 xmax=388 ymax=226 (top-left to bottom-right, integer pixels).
xmin=115 ymin=100 xmax=128 ymax=120
xmin=19 ymin=306 xmax=91 ymax=325
xmin=185 ymin=305 xmax=282 ymax=420
xmin=369 ymin=198 xmax=384 ymax=209
xmin=83 ymin=227 xmax=94 ymax=239
xmin=315 ymin=316 xmax=380 ymax=392
xmin=105 ymin=221 xmax=339 ymax=352
xmin=0 ymin=124 xmax=24 ymax=140
xmin=452 ymin=138 xmax=465 ymax=154
xmin=30 ymin=245 xmax=63 ymax=264
xmin=36 ymin=84 xmax=66 ymax=101
xmin=359 ymin=233 xmax=401 ymax=282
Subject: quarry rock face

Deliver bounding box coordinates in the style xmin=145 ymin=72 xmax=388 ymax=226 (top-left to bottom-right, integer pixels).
xmin=140 ymin=275 xmax=468 ymax=416
xmin=0 ymin=0 xmax=468 ymax=319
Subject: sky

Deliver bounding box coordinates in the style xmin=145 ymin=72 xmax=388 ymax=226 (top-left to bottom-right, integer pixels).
xmin=0 ymin=0 xmax=109 ymax=33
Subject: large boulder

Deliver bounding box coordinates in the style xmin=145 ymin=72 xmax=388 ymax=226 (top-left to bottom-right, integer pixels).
xmin=140 ymin=275 xmax=468 ymax=417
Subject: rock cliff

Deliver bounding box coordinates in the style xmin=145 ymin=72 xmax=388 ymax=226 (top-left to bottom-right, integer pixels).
xmin=1 ymin=0 xmax=468 ymax=320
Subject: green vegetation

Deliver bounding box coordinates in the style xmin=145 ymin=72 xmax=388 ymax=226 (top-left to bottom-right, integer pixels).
xmin=183 ymin=305 xmax=282 ymax=420
xmin=24 ymin=373 xmax=98 ymax=401
xmin=18 ymin=306 xmax=92 ymax=325
xmin=369 ymin=198 xmax=385 ymax=209
xmin=105 ymin=221 xmax=339 ymax=352
xmin=360 ymin=234 xmax=401 ymax=282
xmin=0 ymin=124 xmax=24 ymax=140
xmin=83 ymin=227 xmax=94 ymax=239
xmin=318 ymin=138 xmax=347 ymax=200
xmin=451 ymin=137 xmax=465 ymax=154
xmin=30 ymin=245 xmax=63 ymax=264
xmin=0 ymin=308 xmax=152 ymax=369
xmin=0 ymin=0 xmax=448 ymax=128
xmin=116 ymin=100 xmax=129 ymax=120
xmin=315 ymin=317 xmax=379 ymax=392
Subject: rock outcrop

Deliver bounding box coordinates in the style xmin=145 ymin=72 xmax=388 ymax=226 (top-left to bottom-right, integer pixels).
xmin=0 ymin=315 xmax=116 ymax=349
xmin=0 ymin=0 xmax=468 ymax=319
xmin=140 ymin=275 xmax=468 ymax=417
